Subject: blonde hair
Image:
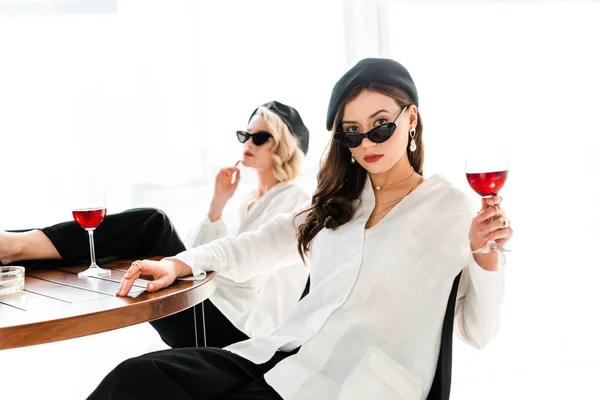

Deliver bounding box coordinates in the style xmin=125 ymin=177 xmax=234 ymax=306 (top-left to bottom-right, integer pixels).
xmin=254 ymin=106 xmax=305 ymax=182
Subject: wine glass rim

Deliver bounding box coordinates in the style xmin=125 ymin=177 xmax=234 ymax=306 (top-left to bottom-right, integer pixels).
xmin=465 ymin=168 xmax=509 ymax=173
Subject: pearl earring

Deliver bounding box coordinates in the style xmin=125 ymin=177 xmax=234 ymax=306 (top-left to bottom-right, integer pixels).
xmin=350 ymin=153 xmax=356 ymax=164
xmin=409 ymin=127 xmax=417 ymax=152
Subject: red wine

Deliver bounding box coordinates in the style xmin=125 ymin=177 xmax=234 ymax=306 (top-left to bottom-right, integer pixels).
xmin=72 ymin=208 xmax=106 ymax=229
xmin=466 ymin=170 xmax=508 ymax=197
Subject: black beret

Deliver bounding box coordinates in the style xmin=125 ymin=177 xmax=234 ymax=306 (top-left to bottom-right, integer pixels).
xmin=249 ymin=100 xmax=310 ymax=155
xmin=326 ymin=58 xmax=419 ymax=131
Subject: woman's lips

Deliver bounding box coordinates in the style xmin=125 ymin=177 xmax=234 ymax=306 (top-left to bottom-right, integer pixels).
xmin=363 ymin=154 xmax=383 ymax=163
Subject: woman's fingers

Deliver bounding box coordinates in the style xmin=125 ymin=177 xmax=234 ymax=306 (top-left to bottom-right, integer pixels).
xmin=116 ymin=272 xmax=136 ymax=297
xmin=218 ymin=162 xmax=240 ymax=178
xmin=480 ymin=217 xmax=510 ymax=235
xmin=471 ymin=196 xmax=512 ymax=250
xmin=117 ymin=262 xmax=140 ymax=296
xmin=217 ymin=167 xmax=242 ymax=185
xmin=487 ymin=225 xmax=513 ymax=243
xmin=475 ymin=205 xmax=504 ymax=224
xmin=117 ymin=259 xmax=162 ymax=297
xmin=484 ymin=195 xmax=503 ymax=206
xmin=147 ymin=274 xmax=174 ymax=292
xmin=232 ymin=167 xmax=241 ymax=186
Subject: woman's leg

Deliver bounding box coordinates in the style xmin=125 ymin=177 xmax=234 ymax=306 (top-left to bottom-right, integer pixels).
xmin=219 ymin=378 xmax=283 ymax=400
xmin=87 ymin=347 xmax=282 ymax=400
xmin=1 ymin=208 xmax=185 ymax=267
xmin=0 ymin=229 xmax=60 ymax=264
xmin=150 ymin=298 xmax=249 ymax=349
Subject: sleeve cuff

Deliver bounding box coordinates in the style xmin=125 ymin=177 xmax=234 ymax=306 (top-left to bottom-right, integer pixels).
xmin=205 ymin=215 xmax=226 ymax=229
xmin=164 ymin=252 xmax=207 ymax=281
xmin=184 ymin=216 xmax=227 ymax=249
xmin=177 ymin=272 xmax=207 ymax=281
xmin=468 ymin=250 xmax=506 ymax=295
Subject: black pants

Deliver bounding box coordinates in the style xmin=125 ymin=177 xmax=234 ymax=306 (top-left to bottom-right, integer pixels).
xmin=8 ymin=208 xmax=249 ymax=349
xmin=88 ymin=347 xmax=293 ymax=400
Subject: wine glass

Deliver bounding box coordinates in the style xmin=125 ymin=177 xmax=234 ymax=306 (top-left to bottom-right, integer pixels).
xmin=465 ymin=150 xmax=510 ymax=254
xmin=72 ymin=183 xmax=111 ymax=278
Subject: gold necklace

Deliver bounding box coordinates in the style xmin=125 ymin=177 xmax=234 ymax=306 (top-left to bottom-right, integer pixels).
xmin=371 ymin=199 xmax=403 ymax=217
xmin=371 ymin=176 xmax=423 ymax=217
xmin=374 ymin=169 xmax=415 ymax=191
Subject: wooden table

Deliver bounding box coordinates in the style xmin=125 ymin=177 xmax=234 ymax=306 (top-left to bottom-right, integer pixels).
xmin=0 ymin=260 xmax=216 ymax=350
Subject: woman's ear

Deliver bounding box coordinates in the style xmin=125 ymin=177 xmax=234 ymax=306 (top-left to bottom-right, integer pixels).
xmin=408 ymin=105 xmax=419 ymax=130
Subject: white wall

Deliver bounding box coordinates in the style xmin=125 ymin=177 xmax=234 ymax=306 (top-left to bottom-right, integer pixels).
xmin=0 ymin=0 xmax=346 ymax=234
xmin=384 ymin=1 xmax=600 ymax=398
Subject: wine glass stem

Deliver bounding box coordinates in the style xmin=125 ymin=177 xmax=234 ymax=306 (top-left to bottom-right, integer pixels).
xmin=484 ymin=197 xmax=498 ymax=249
xmin=87 ymin=229 xmax=98 ymax=268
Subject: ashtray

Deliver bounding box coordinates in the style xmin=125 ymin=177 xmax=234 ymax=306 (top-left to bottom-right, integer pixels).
xmin=0 ymin=266 xmax=25 ymax=296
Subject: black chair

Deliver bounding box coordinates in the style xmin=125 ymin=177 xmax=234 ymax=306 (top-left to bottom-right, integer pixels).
xmin=300 ymin=271 xmax=462 ymax=400
xmin=427 ymin=272 xmax=462 ymax=400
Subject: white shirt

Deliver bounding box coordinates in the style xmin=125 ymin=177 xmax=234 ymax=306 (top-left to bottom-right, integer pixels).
xmin=175 ymin=175 xmax=505 ymax=399
xmin=183 ymin=181 xmax=310 ymax=338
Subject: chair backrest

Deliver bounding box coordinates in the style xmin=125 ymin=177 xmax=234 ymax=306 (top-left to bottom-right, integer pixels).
xmin=299 ymin=272 xmax=462 ymax=400
xmin=426 ymin=271 xmax=462 ymax=400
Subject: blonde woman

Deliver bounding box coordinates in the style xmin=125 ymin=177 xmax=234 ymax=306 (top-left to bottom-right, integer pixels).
xmin=0 ymin=101 xmax=311 ymax=349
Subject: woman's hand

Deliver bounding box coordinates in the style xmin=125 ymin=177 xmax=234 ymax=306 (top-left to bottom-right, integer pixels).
xmin=469 ymin=195 xmax=513 ymax=271
xmin=208 ymin=161 xmax=241 ymax=222
xmin=116 ymin=258 xmax=192 ymax=297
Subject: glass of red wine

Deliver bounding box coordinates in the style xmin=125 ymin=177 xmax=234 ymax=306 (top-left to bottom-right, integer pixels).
xmin=465 ymin=151 xmax=510 ymax=254
xmin=72 ymin=184 xmax=111 ymax=278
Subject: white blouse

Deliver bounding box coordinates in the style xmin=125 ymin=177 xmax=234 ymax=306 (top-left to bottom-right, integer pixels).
xmin=174 ymin=175 xmax=505 ymax=399
xmin=183 ymin=181 xmax=310 ymax=338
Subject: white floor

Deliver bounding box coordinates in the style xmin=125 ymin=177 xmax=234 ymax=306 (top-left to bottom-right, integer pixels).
xmin=452 ymin=366 xmax=600 ymax=399
xmin=0 ymin=323 xmax=169 ymax=399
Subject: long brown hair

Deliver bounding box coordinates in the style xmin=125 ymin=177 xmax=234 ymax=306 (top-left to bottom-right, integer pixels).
xmin=295 ymin=83 xmax=424 ymax=262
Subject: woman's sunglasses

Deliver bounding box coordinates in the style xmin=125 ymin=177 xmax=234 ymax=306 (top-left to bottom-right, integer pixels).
xmin=236 ymin=131 xmax=272 ymax=146
xmin=333 ymin=106 xmax=408 ymax=148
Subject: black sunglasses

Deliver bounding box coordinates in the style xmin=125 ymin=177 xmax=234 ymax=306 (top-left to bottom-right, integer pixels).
xmin=333 ymin=107 xmax=408 ymax=148
xmin=236 ymin=130 xmax=272 ymax=146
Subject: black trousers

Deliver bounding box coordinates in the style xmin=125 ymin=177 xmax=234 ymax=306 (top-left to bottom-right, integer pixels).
xmin=88 ymin=347 xmax=293 ymax=400
xmin=8 ymin=208 xmax=249 ymax=349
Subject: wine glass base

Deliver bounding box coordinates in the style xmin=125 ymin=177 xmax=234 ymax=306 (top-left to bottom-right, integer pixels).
xmin=472 ymin=246 xmax=511 ymax=254
xmin=78 ymin=267 xmax=112 ymax=278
